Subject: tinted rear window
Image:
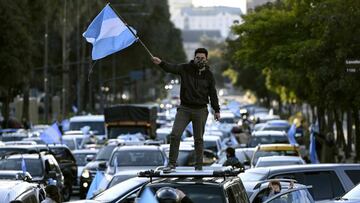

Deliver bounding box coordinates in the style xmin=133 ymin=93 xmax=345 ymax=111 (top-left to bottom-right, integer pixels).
xmin=50 ymin=148 xmax=75 ymax=164
xmin=0 ymin=158 xmax=44 ymax=177
xmin=70 ymin=121 xmax=105 ymax=135
xmin=111 ymin=150 xmax=164 ymax=166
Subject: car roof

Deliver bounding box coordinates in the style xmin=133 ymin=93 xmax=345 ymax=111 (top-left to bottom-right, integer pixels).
xmin=5 ymin=154 xmax=41 ymax=159
xmin=69 ymin=115 xmax=104 ymax=122
xmin=147 ymin=176 xmax=237 ymax=187
xmin=257 ymin=144 xmax=299 ymax=150
xmin=266 ymin=120 xmax=290 ymax=126
xmin=252 ymin=131 xmax=287 ymax=136
xmin=72 ymin=149 xmax=99 ymax=154
xmin=244 ymin=164 xmax=360 ymax=175
xmin=184 ymin=135 xmax=220 ymax=141
xmin=115 ymin=145 xmax=161 ymax=151
xmin=257 ymin=156 xmax=303 ymax=162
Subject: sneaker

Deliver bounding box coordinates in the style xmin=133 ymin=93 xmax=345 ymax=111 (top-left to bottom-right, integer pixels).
xmin=162 ymin=165 xmax=175 ymax=173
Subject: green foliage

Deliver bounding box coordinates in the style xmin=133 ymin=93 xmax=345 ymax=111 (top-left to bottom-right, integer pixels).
xmin=226 ymin=0 xmax=360 ymax=109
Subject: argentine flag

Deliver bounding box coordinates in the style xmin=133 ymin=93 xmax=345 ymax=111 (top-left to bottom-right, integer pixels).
xmin=83 ymin=4 xmax=137 ymax=60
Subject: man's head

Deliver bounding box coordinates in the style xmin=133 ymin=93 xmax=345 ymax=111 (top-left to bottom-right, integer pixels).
xmin=269 ymin=180 xmax=281 ymax=194
xmin=194 ymin=48 xmax=208 ymax=67
xmin=225 ymin=147 xmax=236 ymax=158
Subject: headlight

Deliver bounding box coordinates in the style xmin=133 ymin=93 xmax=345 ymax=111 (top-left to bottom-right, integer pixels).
xmin=81 ymin=169 xmax=90 ymax=179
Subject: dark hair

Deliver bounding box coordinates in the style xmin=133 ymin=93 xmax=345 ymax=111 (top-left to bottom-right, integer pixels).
xmin=226 ymin=147 xmax=235 ymax=157
xmin=194 ymin=48 xmax=208 ymax=58
xmin=270 ymin=180 xmax=282 ymax=190
xmin=45 ymin=185 xmax=61 ymax=203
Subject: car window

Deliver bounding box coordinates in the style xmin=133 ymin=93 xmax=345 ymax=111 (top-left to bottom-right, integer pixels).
xmin=303 ymin=171 xmax=344 ymax=200
xmin=345 ymin=170 xmax=360 ymax=185
xmin=266 ymin=189 xmax=313 ymax=203
xmin=111 ymin=150 xmax=164 ymax=166
xmin=0 ymin=158 xmax=44 ymax=177
xmin=70 ymin=121 xmax=105 ymax=135
xmin=17 ymin=189 xmax=38 ymax=203
xmin=74 ymin=153 xmax=96 ymax=166
xmin=230 ymin=183 xmax=249 ymax=203
xmin=96 ymin=145 xmax=116 ymax=161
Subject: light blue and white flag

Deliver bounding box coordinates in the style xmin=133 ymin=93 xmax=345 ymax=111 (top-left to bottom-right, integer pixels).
xmin=21 ymin=157 xmax=26 ymax=175
xmin=40 ymin=123 xmax=62 ymax=144
xmin=138 ymin=187 xmax=158 ymax=203
xmin=83 ymin=4 xmax=138 ymax=60
xmin=287 ymin=123 xmax=298 ymax=145
xmin=309 ymin=127 xmax=319 ymax=164
xmin=86 ymin=171 xmax=105 ymax=199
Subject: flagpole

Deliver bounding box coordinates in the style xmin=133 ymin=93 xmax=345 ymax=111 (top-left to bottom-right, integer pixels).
xmin=108 ymin=3 xmax=154 ymax=58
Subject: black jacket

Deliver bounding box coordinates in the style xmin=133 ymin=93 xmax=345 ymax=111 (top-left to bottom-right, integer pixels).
xmin=159 ymin=60 xmax=220 ymax=113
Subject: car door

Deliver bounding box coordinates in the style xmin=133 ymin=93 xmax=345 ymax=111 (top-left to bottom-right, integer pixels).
xmin=263 ymin=187 xmax=314 ymax=203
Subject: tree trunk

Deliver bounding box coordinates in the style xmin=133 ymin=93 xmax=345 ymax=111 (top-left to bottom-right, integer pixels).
xmin=22 ymin=78 xmax=30 ymax=129
xmin=334 ymin=109 xmax=345 ymax=161
xmin=326 ymin=109 xmax=334 ymax=134
xmin=346 ymin=109 xmax=353 ymax=158
xmin=1 ymin=89 xmax=11 ymax=128
xmin=353 ymin=109 xmax=360 ymax=162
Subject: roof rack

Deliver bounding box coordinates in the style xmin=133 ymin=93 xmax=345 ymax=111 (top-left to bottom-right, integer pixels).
xmin=253 ymin=179 xmax=298 ymax=190
xmin=138 ymin=168 xmax=243 ymax=182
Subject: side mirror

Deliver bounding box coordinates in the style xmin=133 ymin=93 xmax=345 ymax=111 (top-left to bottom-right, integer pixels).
xmin=85 ymin=155 xmax=95 ymax=162
xmin=98 ymin=162 xmax=107 ymax=171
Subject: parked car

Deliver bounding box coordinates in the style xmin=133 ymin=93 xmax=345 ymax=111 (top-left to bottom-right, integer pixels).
xmin=251 ymin=144 xmax=301 ymax=167
xmin=0 ymin=180 xmax=45 ymax=202
xmin=255 ymin=156 xmax=305 ymax=168
xmin=183 ymin=135 xmax=223 ymax=156
xmin=239 ymin=164 xmax=360 ymax=202
xmin=136 ymin=168 xmax=249 ymax=203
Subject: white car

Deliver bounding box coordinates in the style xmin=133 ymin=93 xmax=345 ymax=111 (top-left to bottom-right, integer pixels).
xmin=183 ymin=135 xmax=223 ymax=156
xmin=255 ymin=156 xmax=305 ymax=168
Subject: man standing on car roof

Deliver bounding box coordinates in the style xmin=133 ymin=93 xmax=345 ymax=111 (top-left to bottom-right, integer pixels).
xmin=152 ymin=48 xmax=221 ymax=171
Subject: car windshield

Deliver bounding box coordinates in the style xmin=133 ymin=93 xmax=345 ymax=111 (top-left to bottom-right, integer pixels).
xmin=111 ymin=150 xmax=164 ymax=166
xmin=96 ymin=145 xmax=116 ymax=161
xmin=70 ymin=121 xmax=105 ymax=135
xmin=94 ymin=178 xmax=148 ymax=202
xmin=0 ymin=158 xmax=43 ymax=177
xmin=253 ymin=150 xmax=299 ymax=165
xmin=248 ymin=136 xmax=289 ymax=147
xmin=147 ymin=184 xmax=226 ymax=203
xmin=343 ymin=184 xmax=360 ymax=199
xmin=74 ymin=153 xmax=96 ymax=166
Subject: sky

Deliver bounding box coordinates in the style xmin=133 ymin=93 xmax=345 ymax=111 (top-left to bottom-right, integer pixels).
xmin=192 ymin=0 xmax=246 ymax=14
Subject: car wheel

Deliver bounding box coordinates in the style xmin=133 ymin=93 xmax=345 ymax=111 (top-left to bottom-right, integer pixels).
xmin=63 ymin=185 xmax=72 ymax=201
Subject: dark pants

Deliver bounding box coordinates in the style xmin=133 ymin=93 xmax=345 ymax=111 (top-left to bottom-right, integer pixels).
xmin=168 ymin=105 xmax=209 ymax=168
